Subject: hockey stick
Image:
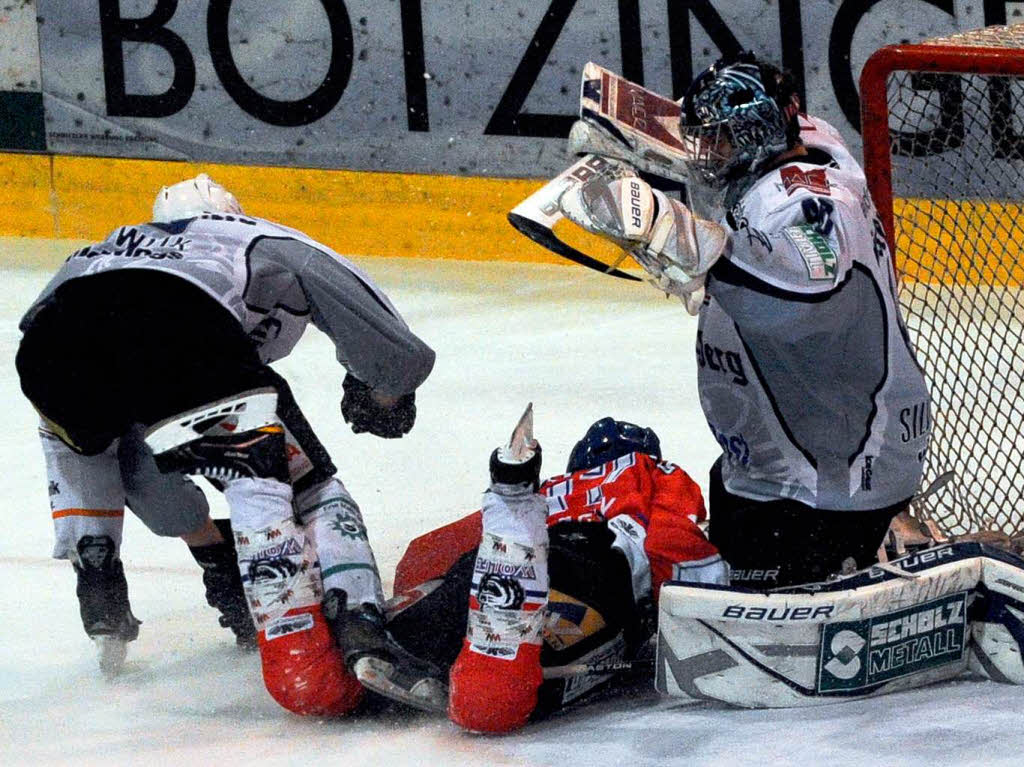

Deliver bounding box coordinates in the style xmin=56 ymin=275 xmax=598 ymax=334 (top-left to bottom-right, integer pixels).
xmin=878 ymin=470 xmax=956 ymax=562
xmin=910 ymin=470 xmax=955 ymax=542
xmin=542 ymin=657 xmax=655 ymax=680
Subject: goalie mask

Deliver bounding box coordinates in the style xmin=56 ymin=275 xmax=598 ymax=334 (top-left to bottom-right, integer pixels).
xmin=681 ymin=52 xmax=800 ymax=187
xmin=566 ymin=417 xmax=661 ymax=473
xmin=152 ymin=173 xmax=243 ymax=223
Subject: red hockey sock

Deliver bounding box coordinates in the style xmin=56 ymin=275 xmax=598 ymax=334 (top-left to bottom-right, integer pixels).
xmin=258 ymin=603 xmax=364 ymax=717
xmin=448 ymin=639 xmax=543 ymax=733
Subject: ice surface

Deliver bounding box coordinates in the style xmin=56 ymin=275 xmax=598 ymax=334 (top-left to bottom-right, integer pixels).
xmin=1 ymin=242 xmax=1021 ymax=766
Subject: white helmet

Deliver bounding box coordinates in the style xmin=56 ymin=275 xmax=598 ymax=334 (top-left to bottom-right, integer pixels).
xmin=152 ymin=173 xmax=243 ymax=223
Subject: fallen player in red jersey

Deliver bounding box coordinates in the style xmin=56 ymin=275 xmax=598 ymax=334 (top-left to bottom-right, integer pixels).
xmin=385 ymin=409 xmax=726 ymax=732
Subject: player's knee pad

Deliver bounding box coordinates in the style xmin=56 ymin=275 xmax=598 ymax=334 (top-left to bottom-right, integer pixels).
xmin=258 ymin=603 xmax=364 ymax=716
xmin=144 ymin=388 xmax=288 ymax=482
xmin=449 ymin=640 xmax=543 ymax=733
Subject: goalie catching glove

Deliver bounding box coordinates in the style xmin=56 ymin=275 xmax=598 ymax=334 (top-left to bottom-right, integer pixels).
xmin=558 ymin=175 xmax=729 ymax=315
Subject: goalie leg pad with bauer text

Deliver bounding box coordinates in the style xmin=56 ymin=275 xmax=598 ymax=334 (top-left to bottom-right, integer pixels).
xmin=656 ymin=544 xmax=995 ymax=707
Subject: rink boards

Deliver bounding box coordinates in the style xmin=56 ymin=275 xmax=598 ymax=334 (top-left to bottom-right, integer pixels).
xmin=2 ymin=151 xmax=1020 ymax=282
xmin=0 ymin=151 xmax=624 ymax=268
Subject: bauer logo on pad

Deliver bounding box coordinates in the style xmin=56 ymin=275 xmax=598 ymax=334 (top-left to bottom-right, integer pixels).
xmin=817 ymin=592 xmax=968 ymax=693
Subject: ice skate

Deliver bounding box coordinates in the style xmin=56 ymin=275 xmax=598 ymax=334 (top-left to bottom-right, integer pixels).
xmin=323 ymin=588 xmax=448 ymax=714
xmin=73 ymin=535 xmax=141 ymax=678
xmin=189 ymin=519 xmax=257 ymax=649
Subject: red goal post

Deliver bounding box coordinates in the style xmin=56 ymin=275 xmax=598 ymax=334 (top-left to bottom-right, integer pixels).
xmin=860 ymin=24 xmax=1024 ymax=538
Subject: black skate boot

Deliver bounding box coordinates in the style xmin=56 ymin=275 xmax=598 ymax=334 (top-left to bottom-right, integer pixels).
xmin=323 ymin=588 xmax=448 ymax=714
xmin=188 ymin=519 xmax=257 ymax=650
xmin=73 ymin=535 xmax=141 ymax=676
xmin=153 ymin=424 xmax=290 ymax=484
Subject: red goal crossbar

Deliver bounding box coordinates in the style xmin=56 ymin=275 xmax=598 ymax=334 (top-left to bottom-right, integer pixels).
xmin=861 ymin=35 xmax=1024 ymax=259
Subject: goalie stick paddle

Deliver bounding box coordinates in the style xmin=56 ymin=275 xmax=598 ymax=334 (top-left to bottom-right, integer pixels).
xmin=507 ymin=153 xmax=640 ymax=282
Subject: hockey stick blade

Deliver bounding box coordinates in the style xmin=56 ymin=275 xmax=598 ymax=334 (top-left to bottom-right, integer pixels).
xmin=542 ymin=657 xmax=654 ymax=680
xmin=913 ymin=470 xmax=956 ymax=504
xmin=352 ymin=656 xmax=448 ymax=715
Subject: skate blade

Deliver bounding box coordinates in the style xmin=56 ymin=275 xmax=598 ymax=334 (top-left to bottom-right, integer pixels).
xmin=500 ymin=403 xmax=537 ymax=463
xmin=353 ymin=656 xmax=448 ymax=715
xmin=93 ymin=635 xmax=128 ymax=678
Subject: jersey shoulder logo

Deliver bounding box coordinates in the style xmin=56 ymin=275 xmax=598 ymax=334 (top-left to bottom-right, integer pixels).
xmin=783 ymin=224 xmax=837 ymax=281
xmin=780 ymin=166 xmax=831 ymax=196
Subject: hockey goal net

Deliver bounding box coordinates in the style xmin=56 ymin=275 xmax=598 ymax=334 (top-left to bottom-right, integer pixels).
xmin=861 ymin=24 xmax=1024 ymax=537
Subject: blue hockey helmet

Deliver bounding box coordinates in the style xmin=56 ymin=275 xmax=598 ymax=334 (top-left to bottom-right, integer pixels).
xmin=566 ymin=417 xmax=662 ymax=473
xmin=681 ymin=51 xmax=800 ymax=186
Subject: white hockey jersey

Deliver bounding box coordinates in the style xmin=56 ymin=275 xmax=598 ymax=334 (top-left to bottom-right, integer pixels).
xmin=699 ymin=115 xmax=931 ymax=510
xmin=22 ymin=213 xmax=434 ymax=397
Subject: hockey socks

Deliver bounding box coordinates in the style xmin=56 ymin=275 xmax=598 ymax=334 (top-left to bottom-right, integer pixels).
xmin=296 ymin=478 xmax=385 ymax=609
xmin=230 ymin=478 xmax=363 ymax=717
xmin=449 ymin=415 xmax=550 ymax=733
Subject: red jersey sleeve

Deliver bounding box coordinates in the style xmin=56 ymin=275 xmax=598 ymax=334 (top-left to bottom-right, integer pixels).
xmin=643 ymin=460 xmax=720 ymax=598
xmin=541 ymin=453 xmax=721 ymax=599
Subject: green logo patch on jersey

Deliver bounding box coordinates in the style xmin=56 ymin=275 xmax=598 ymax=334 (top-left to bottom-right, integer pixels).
xmin=784 ymin=224 xmax=837 ymax=281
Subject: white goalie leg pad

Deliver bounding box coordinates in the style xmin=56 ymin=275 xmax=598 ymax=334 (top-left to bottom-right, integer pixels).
xmin=297 ymin=477 xmax=384 ymax=610
xmin=969 ymin=548 xmax=1024 ymax=684
xmin=144 ymin=387 xmax=279 ymax=454
xmin=656 ymin=544 xmax=983 ymax=707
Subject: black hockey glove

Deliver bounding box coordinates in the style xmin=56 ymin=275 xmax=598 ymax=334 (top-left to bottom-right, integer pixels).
xmin=340 ymin=373 xmax=416 ymax=438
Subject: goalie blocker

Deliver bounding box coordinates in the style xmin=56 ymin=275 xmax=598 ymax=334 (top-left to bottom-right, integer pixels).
xmin=656 ymin=542 xmax=1024 ymax=707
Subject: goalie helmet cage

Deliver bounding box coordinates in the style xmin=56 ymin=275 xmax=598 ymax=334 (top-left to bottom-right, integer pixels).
xmin=861 ymin=24 xmax=1024 ymax=537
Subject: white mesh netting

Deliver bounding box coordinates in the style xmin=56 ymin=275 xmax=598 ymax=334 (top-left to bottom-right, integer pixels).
xmin=883 ymin=24 xmax=1024 ymax=535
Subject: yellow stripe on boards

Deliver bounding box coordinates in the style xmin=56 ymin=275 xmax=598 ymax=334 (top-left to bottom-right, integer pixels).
xmin=895 ymin=197 xmax=1024 ymax=288
xmin=0 ymin=152 xmax=624 ymax=268
xmin=0 ymin=153 xmax=54 ymax=236
xmin=5 ymin=152 xmax=1021 ymax=287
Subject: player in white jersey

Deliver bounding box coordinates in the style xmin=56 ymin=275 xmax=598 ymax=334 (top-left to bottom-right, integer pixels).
xmin=16 ymin=174 xmax=442 ymax=714
xmin=558 ymin=53 xmax=932 ymax=588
